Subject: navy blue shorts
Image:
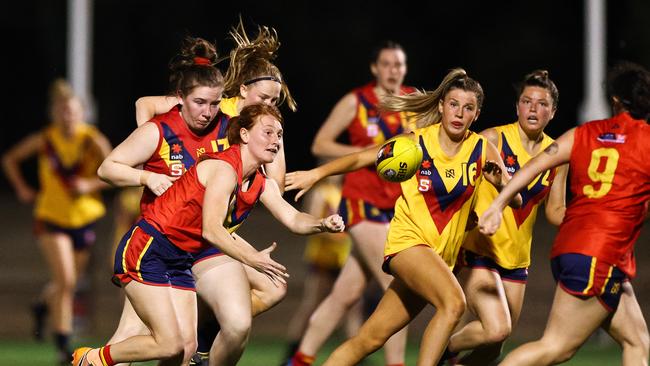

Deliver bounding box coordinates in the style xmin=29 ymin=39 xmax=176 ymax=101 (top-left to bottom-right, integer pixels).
xmin=458 ymin=249 xmax=528 ymax=283
xmin=192 ymin=246 xmax=224 ymax=265
xmin=34 ymin=219 xmax=97 ymax=251
xmin=112 ymin=219 xmax=195 ymax=291
xmin=551 ymin=253 xmax=627 ymax=312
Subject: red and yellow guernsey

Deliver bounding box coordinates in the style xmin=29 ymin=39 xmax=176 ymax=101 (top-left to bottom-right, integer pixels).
xmin=385 ymin=123 xmax=486 ymax=268
xmin=341 ymin=82 xmax=416 ymax=209
xmin=552 ymin=113 xmax=650 ymax=278
xmin=140 ymin=104 xmax=231 ymax=214
xmin=143 ymin=144 xmax=265 ymax=253
xmin=464 ymin=122 xmax=557 ymax=269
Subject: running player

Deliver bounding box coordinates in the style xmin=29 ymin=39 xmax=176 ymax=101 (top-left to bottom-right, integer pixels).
xmin=286 ymin=41 xmax=415 ymax=366
xmin=479 ymin=61 xmax=650 ymax=366
xmin=2 ymin=79 xmax=111 ymax=365
xmin=72 ymin=104 xmax=344 ymax=366
xmin=286 ymin=69 xmax=521 ymax=366
xmin=441 ymin=70 xmax=568 ymax=365
xmin=109 ymin=21 xmax=298 ymax=366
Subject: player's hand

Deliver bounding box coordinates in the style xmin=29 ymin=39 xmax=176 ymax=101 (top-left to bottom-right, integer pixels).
xmin=482 ymin=160 xmax=503 ymax=189
xmin=142 ymin=171 xmax=179 ymax=196
xmin=15 ymin=184 xmax=36 ymax=204
xmin=478 ymin=205 xmax=503 ymax=236
xmin=285 ymin=170 xmax=319 ymax=201
xmin=244 ymin=242 xmax=289 ymax=286
xmin=320 ymin=215 xmax=345 ymax=233
xmin=69 ymin=177 xmax=94 ymax=195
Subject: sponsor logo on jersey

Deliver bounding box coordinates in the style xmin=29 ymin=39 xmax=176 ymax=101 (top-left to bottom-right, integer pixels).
xmin=597 ymin=133 xmax=626 ymax=144
xmin=170 ymin=142 xmax=184 ymax=160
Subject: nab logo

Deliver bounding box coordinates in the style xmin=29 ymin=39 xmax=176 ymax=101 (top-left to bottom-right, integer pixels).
xmin=610 ymin=282 xmax=621 ymax=295
xmin=170 ymin=142 xmax=184 ymax=160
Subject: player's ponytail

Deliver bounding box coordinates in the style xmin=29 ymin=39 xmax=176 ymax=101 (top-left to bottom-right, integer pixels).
xmin=223 ymin=18 xmax=296 ymax=111
xmin=168 ymin=36 xmax=224 ymax=97
xmin=381 ymin=68 xmax=483 ymax=128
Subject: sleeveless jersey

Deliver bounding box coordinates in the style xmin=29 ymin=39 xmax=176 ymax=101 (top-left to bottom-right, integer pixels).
xmin=341 ymin=82 xmax=416 ymax=209
xmin=304 ymin=181 xmax=352 ymax=269
xmin=140 ymin=104 xmax=229 ymax=214
xmin=385 ymin=124 xmax=487 ymax=268
xmin=463 ymin=122 xmax=557 ymax=269
xmin=144 ymin=145 xmax=266 ymax=253
xmin=552 ymin=113 xmax=650 ymax=278
xmin=34 ymin=124 xmax=106 ymax=228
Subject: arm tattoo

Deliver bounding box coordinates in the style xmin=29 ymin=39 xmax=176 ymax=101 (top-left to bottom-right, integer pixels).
xmin=544 ymin=142 xmax=559 ymax=155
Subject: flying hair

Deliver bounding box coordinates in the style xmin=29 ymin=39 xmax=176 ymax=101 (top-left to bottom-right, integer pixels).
xmin=381 ymin=68 xmax=484 ymax=128
xmin=223 ymin=18 xmax=297 ymax=111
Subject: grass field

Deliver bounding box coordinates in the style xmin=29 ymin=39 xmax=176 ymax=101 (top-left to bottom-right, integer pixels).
xmin=0 ymin=337 xmax=623 ymax=365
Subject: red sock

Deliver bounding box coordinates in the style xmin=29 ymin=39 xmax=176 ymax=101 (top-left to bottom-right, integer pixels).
xmin=99 ymin=345 xmax=115 ymax=366
xmin=291 ymin=350 xmax=315 ymax=366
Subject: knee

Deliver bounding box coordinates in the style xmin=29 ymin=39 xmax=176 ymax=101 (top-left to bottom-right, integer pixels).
xmin=355 ymin=329 xmax=387 ymax=354
xmin=483 ymin=321 xmax=512 ymax=345
xmin=220 ymin=315 xmax=252 ymax=344
xmin=330 ymin=285 xmax=364 ymax=309
xmin=545 ymin=341 xmax=579 ymax=364
xmin=156 ymin=336 xmax=185 ymax=359
xmin=257 ymin=282 xmax=287 ymax=307
xmin=437 ymin=291 xmax=466 ymax=325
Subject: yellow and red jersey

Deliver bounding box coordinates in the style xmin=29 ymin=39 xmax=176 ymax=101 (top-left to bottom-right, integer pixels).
xmin=341 ymin=82 xmax=416 ymax=209
xmin=140 ymin=104 xmax=230 ymax=215
xmin=144 ymin=144 xmax=265 ymax=253
xmin=35 ymin=124 xmax=106 ymax=228
xmin=463 ymin=122 xmax=557 ymax=269
xmin=552 ymin=113 xmax=650 ymax=278
xmin=385 ymin=124 xmax=486 ymax=268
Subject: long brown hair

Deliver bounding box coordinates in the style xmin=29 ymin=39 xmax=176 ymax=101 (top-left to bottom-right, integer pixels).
xmin=381 ymin=68 xmax=484 ymax=128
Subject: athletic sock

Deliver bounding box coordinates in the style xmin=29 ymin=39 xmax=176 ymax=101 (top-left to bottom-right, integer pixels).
xmin=289 ymin=351 xmax=315 ymax=366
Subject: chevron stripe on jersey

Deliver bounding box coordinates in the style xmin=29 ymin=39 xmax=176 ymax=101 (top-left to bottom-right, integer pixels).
xmin=418 ymin=136 xmax=483 ymax=233
xmin=500 ymin=133 xmax=556 ymax=227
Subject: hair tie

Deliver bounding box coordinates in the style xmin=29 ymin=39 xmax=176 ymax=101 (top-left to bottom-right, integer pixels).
xmin=194 ymin=57 xmax=211 ymax=66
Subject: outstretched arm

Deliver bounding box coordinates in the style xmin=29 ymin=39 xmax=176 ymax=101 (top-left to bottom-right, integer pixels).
xmin=200 ymin=160 xmax=288 ymax=284
xmin=286 ymin=133 xmax=416 ymax=200
xmin=262 ymin=178 xmax=344 ymax=234
xmin=135 ymin=96 xmax=178 ymax=126
xmin=2 ymin=132 xmax=43 ymax=203
xmin=544 ymin=163 xmax=568 ymax=226
xmin=480 ymin=128 xmax=575 ymax=235
xmin=70 ymin=131 xmax=113 ymax=195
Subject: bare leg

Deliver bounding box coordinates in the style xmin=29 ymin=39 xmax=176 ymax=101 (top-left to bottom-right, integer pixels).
xmin=500 ymin=285 xmax=610 ymax=366
xmin=602 ymin=282 xmax=649 ymax=366
xmin=193 ymin=256 xmax=252 ymax=366
xmin=244 ymin=263 xmax=287 ymax=316
xmin=324 ymin=245 xmax=465 ymax=366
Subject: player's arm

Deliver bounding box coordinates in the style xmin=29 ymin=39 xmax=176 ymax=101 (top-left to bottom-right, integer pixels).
xmin=544 ymin=163 xmax=568 ymax=226
xmin=199 ymin=160 xmax=288 ymax=283
xmin=71 ymin=130 xmax=114 ymax=194
xmin=287 ymin=133 xmax=416 ymax=200
xmin=311 ymin=92 xmax=363 ymax=159
xmin=97 ymin=122 xmax=177 ymax=196
xmin=261 ymin=178 xmax=345 ymax=234
xmin=480 ymin=128 xmax=575 ymax=235
xmin=484 ymin=140 xmax=523 ymax=208
xmin=135 ymin=96 xmax=178 ymax=126
xmin=2 ymin=132 xmax=43 ymax=203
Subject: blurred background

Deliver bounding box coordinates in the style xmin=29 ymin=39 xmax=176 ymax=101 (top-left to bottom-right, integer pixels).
xmin=2 ymin=0 xmax=650 ymax=365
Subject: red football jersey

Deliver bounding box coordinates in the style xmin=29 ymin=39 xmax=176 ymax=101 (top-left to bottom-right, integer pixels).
xmin=552 ymin=113 xmax=650 ymax=277
xmin=143 ymin=144 xmax=265 ymax=253
xmin=140 ymin=105 xmax=230 ymax=215
xmin=341 ymin=82 xmax=416 ymax=209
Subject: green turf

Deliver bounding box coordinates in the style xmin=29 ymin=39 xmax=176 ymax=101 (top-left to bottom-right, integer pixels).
xmin=0 ymin=337 xmax=624 ymax=365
